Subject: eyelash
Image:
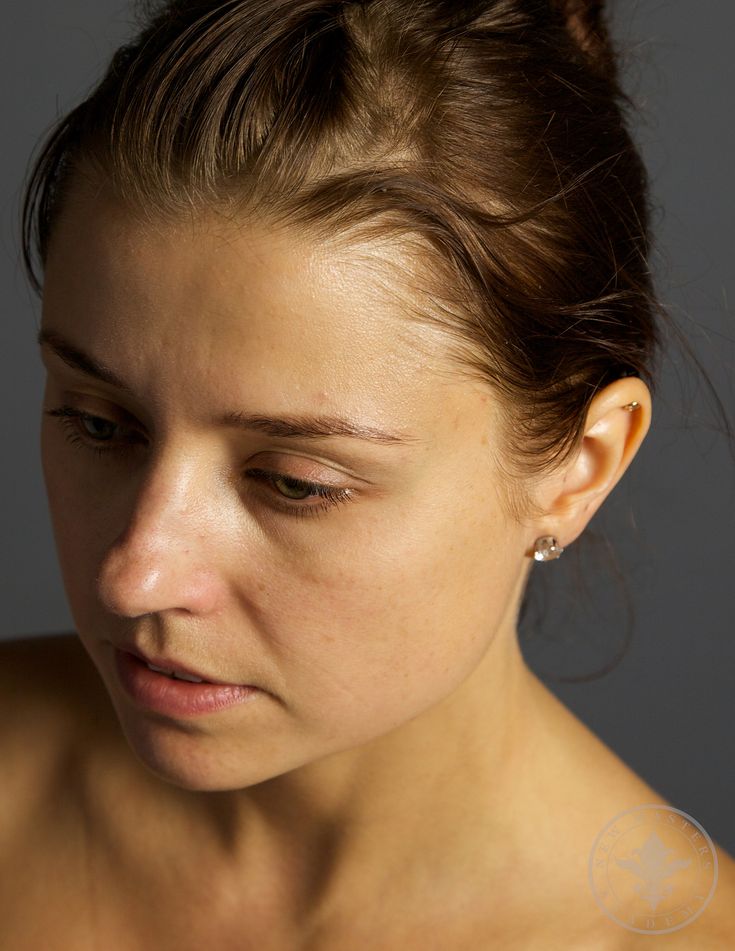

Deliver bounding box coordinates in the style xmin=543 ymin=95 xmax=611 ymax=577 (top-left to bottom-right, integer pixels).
xmin=43 ymin=405 xmax=354 ymax=520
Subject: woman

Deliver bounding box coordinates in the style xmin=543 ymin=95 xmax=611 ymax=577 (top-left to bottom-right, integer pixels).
xmin=3 ymin=0 xmax=734 ymax=947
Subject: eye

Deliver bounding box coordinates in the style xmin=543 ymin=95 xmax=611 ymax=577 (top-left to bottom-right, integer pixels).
xmin=44 ymin=405 xmax=141 ymax=457
xmin=43 ymin=404 xmax=355 ymax=519
xmin=252 ymin=471 xmax=325 ymax=501
xmin=245 ymin=469 xmax=354 ymax=518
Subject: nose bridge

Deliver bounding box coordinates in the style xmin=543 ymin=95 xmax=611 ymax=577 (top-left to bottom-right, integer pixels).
xmin=96 ymin=453 xmax=224 ymax=617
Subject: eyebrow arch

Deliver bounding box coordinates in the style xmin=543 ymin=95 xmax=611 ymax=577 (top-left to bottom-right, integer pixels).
xmin=37 ymin=328 xmax=418 ymax=446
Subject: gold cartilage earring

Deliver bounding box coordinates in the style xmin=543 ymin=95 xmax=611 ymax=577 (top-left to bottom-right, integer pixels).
xmin=622 ymin=401 xmax=640 ymax=411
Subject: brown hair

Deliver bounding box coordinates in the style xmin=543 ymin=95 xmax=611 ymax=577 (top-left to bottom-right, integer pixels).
xmin=19 ymin=0 xmax=730 ymax=676
xmin=21 ymin=0 xmax=733 ymax=681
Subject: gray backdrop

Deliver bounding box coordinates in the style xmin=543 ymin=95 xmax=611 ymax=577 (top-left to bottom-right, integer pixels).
xmin=2 ymin=1 xmax=733 ymax=856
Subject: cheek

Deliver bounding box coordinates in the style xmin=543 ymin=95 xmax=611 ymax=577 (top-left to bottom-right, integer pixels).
xmin=41 ymin=420 xmax=81 ymax=565
xmin=40 ymin=421 xmax=106 ymax=627
xmin=40 ymin=415 xmax=521 ymax=752
xmin=254 ymin=492 xmax=521 ymax=733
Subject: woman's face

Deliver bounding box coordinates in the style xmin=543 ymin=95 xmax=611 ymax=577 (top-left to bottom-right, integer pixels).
xmin=39 ymin=185 xmax=535 ymax=791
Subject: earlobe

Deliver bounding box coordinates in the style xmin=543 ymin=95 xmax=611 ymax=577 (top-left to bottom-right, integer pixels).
xmin=530 ymin=379 xmax=652 ymax=555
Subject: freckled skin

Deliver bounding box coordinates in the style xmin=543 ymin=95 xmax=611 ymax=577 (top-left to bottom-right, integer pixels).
xmin=40 ymin=183 xmax=531 ymax=794
xmin=28 ymin=175 xmax=735 ymax=948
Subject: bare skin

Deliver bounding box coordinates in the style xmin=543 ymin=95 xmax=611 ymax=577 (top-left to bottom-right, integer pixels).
xmin=4 ymin=178 xmax=733 ymax=949
xmin=2 ymin=634 xmax=733 ymax=950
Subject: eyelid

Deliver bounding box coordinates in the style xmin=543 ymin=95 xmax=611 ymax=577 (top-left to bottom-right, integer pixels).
xmin=44 ymin=403 xmax=357 ymax=508
xmin=52 ymin=388 xmax=142 ymax=429
xmin=46 ymin=370 xmax=409 ymax=474
xmin=49 ymin=392 xmax=375 ymax=478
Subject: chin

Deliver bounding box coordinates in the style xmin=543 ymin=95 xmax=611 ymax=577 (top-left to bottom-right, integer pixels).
xmin=111 ymin=708 xmax=291 ymax=792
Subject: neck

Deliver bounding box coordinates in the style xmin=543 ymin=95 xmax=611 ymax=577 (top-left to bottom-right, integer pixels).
xmin=161 ymin=637 xmax=545 ymax=917
xmin=102 ymin=575 xmax=563 ymax=931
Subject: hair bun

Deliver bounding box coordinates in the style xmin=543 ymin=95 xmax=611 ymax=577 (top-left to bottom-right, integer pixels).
xmin=551 ymin=0 xmax=617 ymax=83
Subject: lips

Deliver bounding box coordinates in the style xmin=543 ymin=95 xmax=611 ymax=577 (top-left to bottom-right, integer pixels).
xmin=123 ymin=645 xmax=238 ymax=686
xmin=145 ymin=662 xmax=205 ymax=683
xmin=113 ymin=648 xmax=261 ymax=717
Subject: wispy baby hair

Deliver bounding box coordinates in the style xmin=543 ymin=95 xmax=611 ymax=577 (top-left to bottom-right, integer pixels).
xmin=23 ymin=0 xmax=664 ymax=522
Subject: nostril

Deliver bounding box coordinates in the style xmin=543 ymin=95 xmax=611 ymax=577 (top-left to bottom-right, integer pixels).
xmin=96 ymin=541 xmax=227 ymax=619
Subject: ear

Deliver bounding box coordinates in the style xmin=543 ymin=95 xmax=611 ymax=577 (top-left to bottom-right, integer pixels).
xmin=528 ymin=378 xmax=652 ymax=553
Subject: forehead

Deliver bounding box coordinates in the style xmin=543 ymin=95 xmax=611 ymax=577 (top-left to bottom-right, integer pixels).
xmin=42 ymin=187 xmax=497 ymax=448
xmin=44 ymin=189 xmax=434 ymax=358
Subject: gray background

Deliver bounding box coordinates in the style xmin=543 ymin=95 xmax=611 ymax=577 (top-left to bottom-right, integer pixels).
xmin=2 ymin=1 xmax=733 ymax=855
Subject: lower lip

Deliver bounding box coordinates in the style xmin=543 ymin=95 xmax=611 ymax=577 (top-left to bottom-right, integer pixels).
xmin=114 ymin=649 xmax=261 ymax=717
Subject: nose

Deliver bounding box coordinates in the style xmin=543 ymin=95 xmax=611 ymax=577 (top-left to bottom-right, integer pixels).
xmin=96 ymin=458 xmax=230 ymax=619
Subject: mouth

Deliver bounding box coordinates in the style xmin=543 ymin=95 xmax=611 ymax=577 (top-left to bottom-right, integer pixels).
xmin=113 ymin=648 xmax=262 ymax=717
xmin=141 ymin=660 xmax=207 ymax=683
xmin=123 ymin=645 xmax=244 ymax=687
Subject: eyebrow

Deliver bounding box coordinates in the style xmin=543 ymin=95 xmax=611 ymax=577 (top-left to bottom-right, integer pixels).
xmin=37 ymin=328 xmax=417 ymax=446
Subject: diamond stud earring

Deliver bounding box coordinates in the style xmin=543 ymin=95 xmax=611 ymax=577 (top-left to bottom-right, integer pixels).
xmin=533 ymin=536 xmax=565 ymax=562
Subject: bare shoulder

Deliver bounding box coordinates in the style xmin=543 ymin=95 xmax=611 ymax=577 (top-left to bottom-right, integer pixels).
xmin=603 ymin=851 xmax=735 ymax=948
xmin=0 ymin=629 xmax=91 ymax=675
xmin=0 ymin=633 xmax=118 ymax=833
xmin=512 ymin=674 xmax=735 ymax=949
xmin=698 ymin=846 xmax=735 ymax=945
xmin=0 ymin=634 xmax=135 ymax=939
xmin=600 ymin=853 xmax=735 ymax=949
xmin=0 ymin=630 xmax=112 ymax=728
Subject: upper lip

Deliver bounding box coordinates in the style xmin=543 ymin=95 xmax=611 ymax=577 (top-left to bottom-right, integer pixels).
xmin=121 ymin=645 xmax=244 ymax=686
